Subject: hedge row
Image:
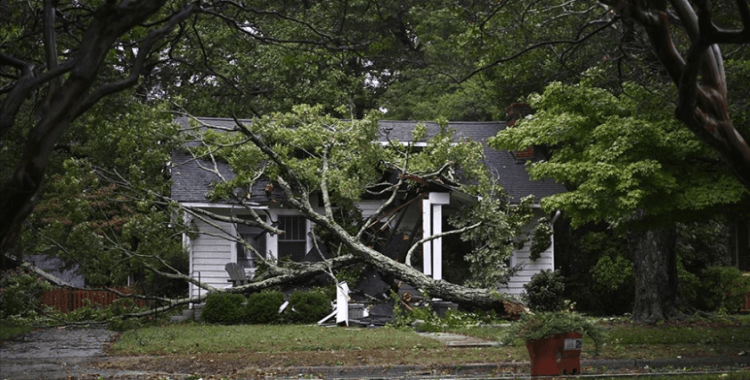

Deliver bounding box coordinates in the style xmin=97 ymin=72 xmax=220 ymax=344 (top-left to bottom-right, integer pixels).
xmin=201 ymin=289 xmax=330 ymax=325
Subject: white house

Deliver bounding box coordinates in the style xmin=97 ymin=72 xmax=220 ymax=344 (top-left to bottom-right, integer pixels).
xmin=171 ymin=117 xmax=565 ymax=300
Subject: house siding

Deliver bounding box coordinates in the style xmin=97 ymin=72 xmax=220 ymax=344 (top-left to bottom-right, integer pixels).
xmin=189 ymin=219 xmax=235 ymax=299
xmin=358 ymin=200 xmax=386 ymax=218
xmin=501 ymin=236 xmax=555 ymax=296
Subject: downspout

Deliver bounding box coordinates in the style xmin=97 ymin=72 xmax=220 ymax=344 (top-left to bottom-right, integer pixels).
xmin=550 ymin=210 xmax=562 ymax=225
xmin=550 ymin=210 xmax=561 ymax=271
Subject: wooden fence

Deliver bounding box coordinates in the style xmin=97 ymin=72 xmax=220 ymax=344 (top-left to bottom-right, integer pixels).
xmin=40 ymin=287 xmax=146 ymax=313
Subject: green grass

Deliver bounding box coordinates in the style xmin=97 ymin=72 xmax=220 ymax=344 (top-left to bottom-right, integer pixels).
xmin=112 ymin=324 xmax=441 ymax=355
xmin=449 ymin=314 xmax=750 ymax=360
xmin=0 ymin=323 xmax=33 ymax=341
xmin=109 ymin=314 xmax=750 ymax=364
xmin=608 ymin=324 xmax=748 ymax=344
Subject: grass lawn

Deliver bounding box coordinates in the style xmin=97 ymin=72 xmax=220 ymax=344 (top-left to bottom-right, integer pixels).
xmin=112 ymin=324 xmax=441 ymax=355
xmin=104 ymin=314 xmax=750 ymax=376
xmin=3 ymin=313 xmax=744 ymax=377
xmin=451 ymin=314 xmax=750 ymax=360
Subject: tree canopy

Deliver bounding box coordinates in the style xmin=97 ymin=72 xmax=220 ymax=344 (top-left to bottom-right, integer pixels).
xmin=3 ymin=0 xmax=750 ymax=323
xmin=490 ymin=77 xmax=749 ymax=228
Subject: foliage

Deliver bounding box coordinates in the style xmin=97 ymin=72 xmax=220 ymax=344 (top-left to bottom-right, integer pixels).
xmin=0 ymin=268 xmax=52 ymax=319
xmin=201 ymin=292 xmax=247 ymax=325
xmin=523 ymin=270 xmax=566 ymax=312
xmin=20 ymin=95 xmax=189 ymax=294
xmin=387 ymin=293 xmax=444 ymax=332
xmin=245 ymin=290 xmax=285 ymax=324
xmin=287 ymin=290 xmax=330 ymax=324
xmin=557 ymin=227 xmax=634 ymax=316
xmin=694 ymin=266 xmax=750 ymax=313
xmin=196 ymin=105 xmax=529 ymax=295
xmin=591 ymin=254 xmax=634 ymax=292
xmin=501 ymin=311 xmax=606 ymax=354
xmin=529 ymin=217 xmax=552 ymax=261
xmin=490 ymin=78 xmax=748 ymax=228
xmin=676 ymin=220 xmax=732 ymax=273
xmin=559 ymin=219 xmax=736 ymax=316
xmin=381 ymin=1 xmax=622 ymax=122
xmin=387 ymin=290 xmax=502 ymax=332
xmin=449 ymin=195 xmax=535 ymax=288
xmin=675 ymin=219 xmax=733 ymax=310
xmin=441 ymin=309 xmax=501 ymax=328
xmin=45 ymin=297 xmax=149 ymax=331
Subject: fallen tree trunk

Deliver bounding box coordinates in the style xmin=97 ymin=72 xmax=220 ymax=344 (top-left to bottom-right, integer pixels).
xmin=235 ymin=123 xmax=530 ymax=319
xmin=334 ymin=222 xmax=528 ymax=318
xmin=267 ymin=176 xmax=528 ymax=318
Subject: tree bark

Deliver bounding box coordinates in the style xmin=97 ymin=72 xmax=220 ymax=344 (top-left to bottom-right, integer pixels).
xmin=629 ymin=226 xmax=684 ymax=323
xmin=606 ymin=0 xmax=750 ymax=190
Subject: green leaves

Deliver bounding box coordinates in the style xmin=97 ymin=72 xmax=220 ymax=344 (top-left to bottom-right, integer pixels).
xmin=491 ymin=80 xmax=748 ymax=228
xmin=450 ymin=195 xmax=534 ymax=288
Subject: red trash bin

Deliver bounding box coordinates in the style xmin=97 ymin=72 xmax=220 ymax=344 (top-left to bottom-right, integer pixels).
xmin=525 ymin=332 xmax=583 ymax=376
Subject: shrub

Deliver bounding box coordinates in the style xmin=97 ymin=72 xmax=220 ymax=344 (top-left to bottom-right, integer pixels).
xmin=696 ymin=266 xmax=750 ymax=312
xmin=245 ymin=290 xmax=285 ymax=324
xmin=0 ymin=268 xmax=52 ymax=319
xmin=201 ymin=292 xmax=247 ymax=324
xmin=287 ymin=290 xmax=330 ymax=323
xmin=500 ymin=311 xmax=606 ymax=354
xmin=523 ymin=270 xmax=566 ymax=312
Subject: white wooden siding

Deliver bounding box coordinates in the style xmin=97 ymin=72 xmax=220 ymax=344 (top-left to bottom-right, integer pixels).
xmin=358 ymin=200 xmax=386 ymax=218
xmin=500 ymin=235 xmax=554 ymax=296
xmin=190 ymin=219 xmax=236 ymax=298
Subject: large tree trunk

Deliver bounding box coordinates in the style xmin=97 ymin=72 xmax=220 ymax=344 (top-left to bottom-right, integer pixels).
xmin=629 ymin=227 xmax=684 ymax=323
xmin=320 ymin=215 xmax=528 ymax=318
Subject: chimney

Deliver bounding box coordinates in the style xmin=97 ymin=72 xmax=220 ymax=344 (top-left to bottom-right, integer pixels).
xmin=505 ymin=103 xmax=535 ymax=160
xmin=505 ymin=103 xmax=533 ymax=126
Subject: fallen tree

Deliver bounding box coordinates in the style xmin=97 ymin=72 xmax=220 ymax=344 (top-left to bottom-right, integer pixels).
xmin=17 ymin=106 xmax=537 ymax=321
xmin=214 ymin=109 xmax=532 ymax=316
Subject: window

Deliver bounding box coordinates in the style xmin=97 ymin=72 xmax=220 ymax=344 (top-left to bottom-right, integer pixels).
xmin=237 ymin=219 xmax=266 ymax=271
xmin=278 ymin=215 xmax=308 ymax=261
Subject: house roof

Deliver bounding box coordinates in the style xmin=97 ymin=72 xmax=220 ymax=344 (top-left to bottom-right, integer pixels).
xmin=170 ymin=117 xmax=565 ymax=204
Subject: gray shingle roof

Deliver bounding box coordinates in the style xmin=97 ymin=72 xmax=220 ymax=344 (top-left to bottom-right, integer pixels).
xmin=170 ymin=117 xmax=564 ymax=204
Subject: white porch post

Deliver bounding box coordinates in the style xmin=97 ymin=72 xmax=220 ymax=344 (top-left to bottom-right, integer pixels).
xmin=429 ymin=193 xmax=450 ymax=281
xmin=267 ymin=210 xmax=278 ymax=261
xmin=423 ymin=193 xmax=450 ymax=280
xmin=422 ymin=198 xmax=432 ymax=276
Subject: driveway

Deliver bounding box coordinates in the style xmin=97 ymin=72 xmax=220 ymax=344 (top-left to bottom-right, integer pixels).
xmin=1 ymin=327 xmax=118 ymax=380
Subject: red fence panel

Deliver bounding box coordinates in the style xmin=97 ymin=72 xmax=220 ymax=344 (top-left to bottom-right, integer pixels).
xmin=40 ymin=287 xmax=145 ymax=313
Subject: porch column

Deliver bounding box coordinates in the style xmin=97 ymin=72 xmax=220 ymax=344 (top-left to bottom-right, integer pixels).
xmin=422 ymin=192 xmax=450 ymax=280
xmin=422 ymin=198 xmax=432 ymax=276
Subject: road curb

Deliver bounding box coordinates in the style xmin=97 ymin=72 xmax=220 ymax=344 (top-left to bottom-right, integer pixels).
xmin=583 ymin=356 xmax=750 ymax=370
xmin=266 ymin=356 xmax=750 ymax=379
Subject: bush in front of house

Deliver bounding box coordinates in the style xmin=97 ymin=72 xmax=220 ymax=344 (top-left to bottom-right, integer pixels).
xmin=287 ymin=290 xmax=330 ymax=323
xmin=523 ymin=269 xmax=566 ymax=312
xmin=201 ymin=292 xmax=247 ymax=324
xmin=245 ymin=290 xmax=285 ymax=324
